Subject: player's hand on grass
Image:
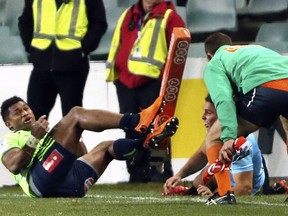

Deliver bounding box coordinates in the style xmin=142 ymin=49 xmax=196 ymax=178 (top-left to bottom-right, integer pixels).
xmin=197 ymin=184 xmax=213 ymax=196
xmin=163 ymin=176 xmax=181 ymax=195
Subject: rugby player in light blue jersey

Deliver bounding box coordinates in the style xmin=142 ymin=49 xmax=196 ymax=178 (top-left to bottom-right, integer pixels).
xmin=163 ymin=95 xmax=264 ymax=197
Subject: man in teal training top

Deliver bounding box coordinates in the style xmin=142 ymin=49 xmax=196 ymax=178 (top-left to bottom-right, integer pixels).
xmin=202 ymin=32 xmax=288 ymax=205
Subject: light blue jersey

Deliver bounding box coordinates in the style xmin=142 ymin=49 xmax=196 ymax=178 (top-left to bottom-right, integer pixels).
xmin=230 ymin=133 xmax=265 ymax=195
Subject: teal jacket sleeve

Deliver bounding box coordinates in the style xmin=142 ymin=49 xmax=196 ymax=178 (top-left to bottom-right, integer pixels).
xmin=203 ymin=56 xmax=238 ymax=142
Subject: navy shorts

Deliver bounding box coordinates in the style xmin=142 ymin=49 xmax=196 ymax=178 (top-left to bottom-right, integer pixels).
xmin=236 ymin=85 xmax=288 ymax=128
xmin=29 ymin=143 xmax=98 ymax=197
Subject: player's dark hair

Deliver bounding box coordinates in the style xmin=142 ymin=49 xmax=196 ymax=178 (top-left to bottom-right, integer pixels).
xmin=1 ymin=96 xmax=25 ymax=122
xmin=205 ymin=94 xmax=213 ymax=104
xmin=204 ymin=32 xmax=232 ymax=55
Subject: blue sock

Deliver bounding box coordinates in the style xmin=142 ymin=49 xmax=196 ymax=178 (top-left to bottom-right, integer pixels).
xmin=119 ymin=113 xmax=140 ymax=133
xmin=113 ymin=137 xmax=145 ymax=160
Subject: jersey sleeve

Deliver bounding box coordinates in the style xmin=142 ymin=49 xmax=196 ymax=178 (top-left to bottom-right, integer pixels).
xmin=0 ymin=131 xmax=30 ymax=161
xmin=204 ymin=57 xmax=238 ymax=142
xmin=231 ymin=152 xmax=253 ymax=174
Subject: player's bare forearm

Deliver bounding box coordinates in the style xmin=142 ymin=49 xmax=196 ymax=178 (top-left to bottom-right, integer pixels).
xmin=178 ymin=147 xmax=208 ymax=178
xmin=2 ymin=146 xmax=34 ymax=174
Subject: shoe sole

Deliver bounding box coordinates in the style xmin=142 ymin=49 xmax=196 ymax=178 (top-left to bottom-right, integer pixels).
xmin=146 ymin=117 xmax=179 ymax=149
xmin=135 ymin=96 xmax=165 ymax=134
xmin=206 ymin=191 xmax=236 ymax=205
xmin=206 ymin=197 xmax=236 ymax=205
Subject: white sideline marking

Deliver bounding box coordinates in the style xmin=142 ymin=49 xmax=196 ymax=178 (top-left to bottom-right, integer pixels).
xmin=86 ymin=194 xmax=206 ymax=203
xmin=86 ymin=195 xmax=288 ymax=206
xmin=0 ymin=193 xmax=287 ymax=206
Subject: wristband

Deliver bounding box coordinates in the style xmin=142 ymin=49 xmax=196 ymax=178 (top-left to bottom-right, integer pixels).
xmin=26 ymin=135 xmax=39 ymax=149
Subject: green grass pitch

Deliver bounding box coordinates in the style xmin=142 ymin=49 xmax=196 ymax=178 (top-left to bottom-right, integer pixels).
xmin=0 ymin=183 xmax=287 ymax=216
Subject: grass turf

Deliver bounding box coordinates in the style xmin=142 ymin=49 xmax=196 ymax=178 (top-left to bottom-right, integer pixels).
xmin=0 ymin=183 xmax=287 ymax=216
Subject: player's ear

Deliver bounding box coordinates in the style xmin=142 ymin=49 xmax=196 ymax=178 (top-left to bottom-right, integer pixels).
xmin=5 ymin=120 xmax=13 ymax=130
xmin=206 ymin=52 xmax=213 ymax=61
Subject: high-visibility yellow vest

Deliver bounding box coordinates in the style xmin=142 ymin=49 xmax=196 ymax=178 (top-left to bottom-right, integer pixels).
xmin=31 ymin=0 xmax=88 ymax=51
xmin=106 ymin=8 xmax=172 ymax=81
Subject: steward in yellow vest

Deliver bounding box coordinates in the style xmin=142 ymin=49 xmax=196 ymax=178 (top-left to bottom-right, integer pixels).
xmin=18 ymin=0 xmax=107 ymax=120
xmin=19 ymin=0 xmax=107 ymax=71
xmin=104 ymin=0 xmax=185 ymax=183
xmin=107 ymin=4 xmax=171 ymax=84
xmin=106 ymin=8 xmax=171 ymax=82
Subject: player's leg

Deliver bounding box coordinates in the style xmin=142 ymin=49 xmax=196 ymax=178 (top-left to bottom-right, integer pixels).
xmin=80 ymin=137 xmax=144 ymax=176
xmin=205 ymin=117 xmax=260 ymax=202
xmin=205 ymin=86 xmax=282 ymax=204
xmin=80 ymin=140 xmax=116 ymax=176
xmin=49 ymin=94 xmax=166 ymax=156
xmin=49 ymin=107 xmax=125 ymax=155
xmin=53 ymin=130 xmax=174 ymax=197
xmin=280 ymin=115 xmax=288 ymax=153
xmin=57 ymin=116 xmax=178 ymax=198
xmin=205 ymin=120 xmax=233 ymax=197
xmin=115 ymin=81 xmax=152 ymax=183
xmin=74 ymin=114 xmax=179 ymax=182
xmin=80 ymin=116 xmax=179 ymax=180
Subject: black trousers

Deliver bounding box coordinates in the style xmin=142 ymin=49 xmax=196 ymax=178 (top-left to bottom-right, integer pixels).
xmin=115 ymin=80 xmax=173 ymax=182
xmin=27 ymin=64 xmax=89 ymax=119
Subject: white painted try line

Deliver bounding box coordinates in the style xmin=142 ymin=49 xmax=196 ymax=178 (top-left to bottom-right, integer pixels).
xmin=86 ymin=194 xmax=205 ymax=203
xmin=0 ymin=193 xmax=287 ymax=206
xmin=86 ymin=194 xmax=288 ymax=206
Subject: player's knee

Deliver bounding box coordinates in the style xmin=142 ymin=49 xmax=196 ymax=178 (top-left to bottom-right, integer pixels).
xmin=237 ymin=184 xmax=253 ymax=195
xmin=69 ymin=106 xmax=83 ymax=113
xmin=68 ymin=106 xmax=84 ymax=119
